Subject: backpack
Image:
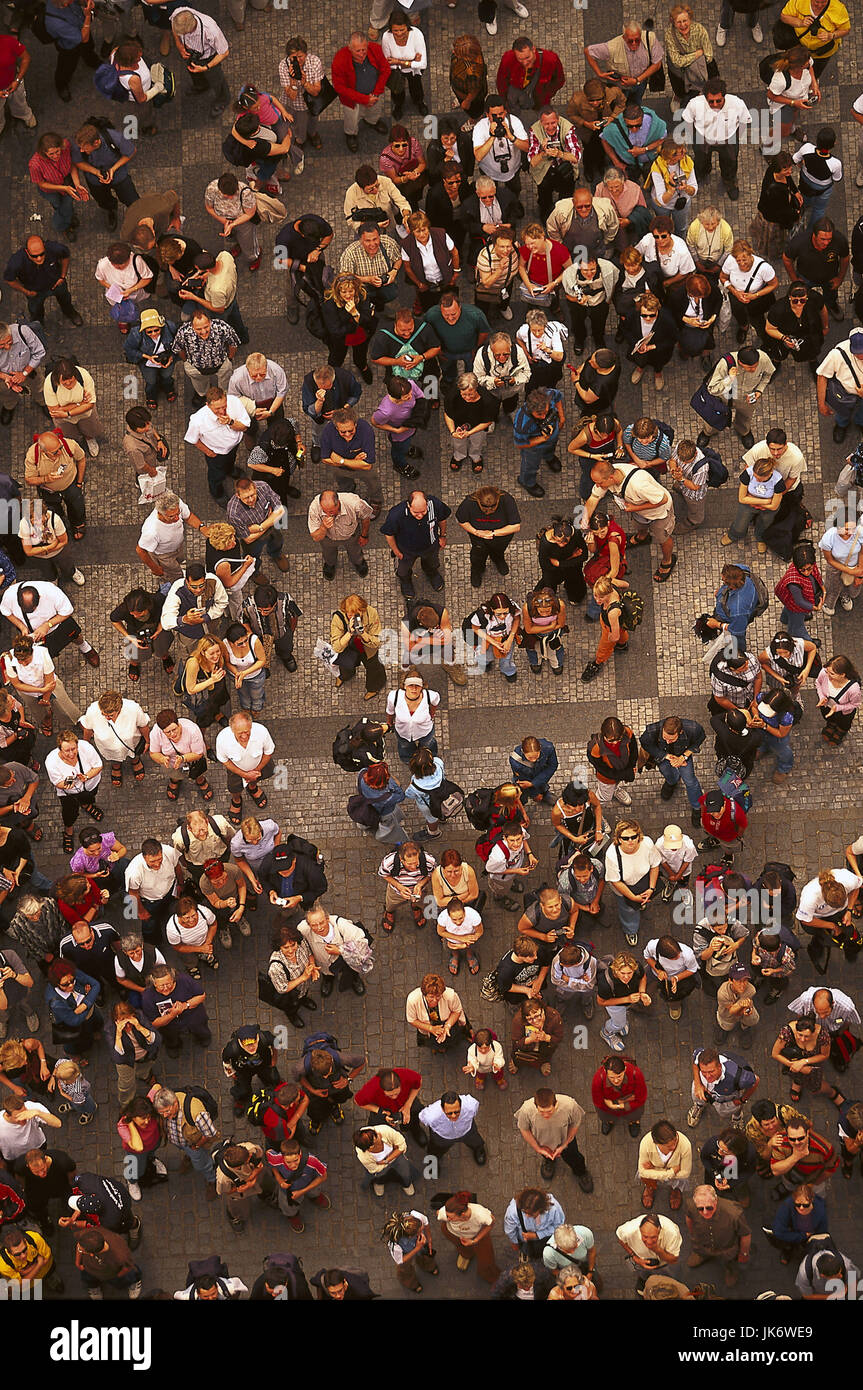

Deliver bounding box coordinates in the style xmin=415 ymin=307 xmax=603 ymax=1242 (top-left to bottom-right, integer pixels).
xmin=301 ymin=1031 xmax=340 ymax=1076
xmin=347 ymin=792 xmax=380 ymax=829
xmin=464 ymin=786 xmax=497 ymax=832
xmin=177 ymin=814 xmax=232 ymax=853
xmin=427 ymin=778 xmax=466 ymax=822
xmin=181 ymin=1086 xmax=219 ymax=1126
xmin=475 ymin=823 xmax=507 ymax=864
xmin=305 ymin=298 xmax=328 ymax=342
xmin=748 ymin=571 xmax=770 ymax=620
xmin=701 ymin=444 xmax=729 ymax=489
xmin=262 ymin=1253 xmax=311 ymax=1300
xmin=187 ymin=1254 xmax=229 ymax=1285
xmin=333 ymin=724 xmax=362 ymax=771
xmin=246 ymin=1088 xmax=276 ymax=1127
xmin=718 ymin=764 xmax=752 ymax=812
xmin=617 ymin=588 xmax=644 ymax=631
xmin=759 ymin=53 xmax=790 ymax=87
xmin=93 ymin=62 xmax=126 ymax=101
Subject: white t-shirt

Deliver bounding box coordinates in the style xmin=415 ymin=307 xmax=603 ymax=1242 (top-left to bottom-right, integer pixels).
xmin=386 ymin=687 xmax=440 ymax=739
xmin=655 ymin=836 xmax=697 ymax=874
xmin=635 ymin=233 xmax=695 ymax=278
xmin=79 ymin=699 xmax=149 ymax=762
xmin=184 ymin=397 xmax=251 ymax=455
xmin=643 ymin=939 xmax=699 ymax=976
xmin=517 ymin=321 xmax=569 ymax=362
xmin=166 ymin=902 xmax=216 ymax=949
xmin=438 ymin=905 xmax=481 ymax=938
xmin=437 ymin=1201 xmax=493 ymax=1238
xmin=605 ymin=837 xmax=661 ymax=887
xmin=215 ymin=723 xmax=275 ymax=772
xmin=0 ymin=1103 xmax=52 ymax=1161
xmin=125 ymin=845 xmax=182 ymax=901
xmin=3 ymin=644 xmax=54 ymax=690
xmin=768 ymin=63 xmax=813 ymax=114
xmin=797 ymin=870 xmax=862 ymax=922
xmin=138 ymin=500 xmax=191 ymax=556
xmin=0 ymin=580 xmax=72 ymax=631
xmin=615 ymin=1214 xmax=682 ymax=1259
xmin=115 ymin=53 xmax=152 ymax=96
xmin=402 ymin=233 xmax=455 ymax=284
xmin=723 ymin=253 xmax=775 ymax=295
xmin=381 ymin=27 xmax=427 ymax=72
xmin=472 ymin=113 xmax=528 ymax=182
xmin=45 ymin=741 xmax=102 ymax=795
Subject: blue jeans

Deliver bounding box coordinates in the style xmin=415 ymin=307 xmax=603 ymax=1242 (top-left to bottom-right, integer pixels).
xmin=518 ymin=436 xmax=558 ymax=488
xmin=761 ymin=728 xmax=794 ymax=773
xmin=141 ymin=363 xmax=176 ymax=397
xmin=237 ymin=668 xmax=267 ymax=711
xmin=728 ymin=502 xmax=772 ymax=540
xmin=829 ymin=393 xmax=863 ymax=429
xmin=69 ymin=1091 xmax=98 ymax=1118
xmin=395 ymin=729 xmax=438 ymax=764
xmin=475 ymin=645 xmax=517 ymax=677
xmin=527 ymin=642 xmax=564 ymax=672
xmin=615 ymin=891 xmax=642 ymax=939
xmin=658 ymin=755 xmax=703 ymax=810
xmin=803 ymin=188 xmax=833 ymax=230
xmin=179 ymin=1141 xmax=215 ymax=1182
xmin=779 ymin=606 xmax=811 ymax=640
xmin=41 ymin=190 xmax=74 ymax=234
xmin=585 ymin=592 xmax=601 ymax=620
xmin=80 ymin=1263 xmax=141 ymax=1292
xmin=391 ymin=435 xmax=417 ymax=470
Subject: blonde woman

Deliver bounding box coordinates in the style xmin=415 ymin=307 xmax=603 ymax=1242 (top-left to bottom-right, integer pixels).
xmin=517 ymin=223 xmax=571 ymax=309
xmin=581 ymin=575 xmax=628 ymax=683
xmin=765 ymin=47 xmax=819 ymax=142
xmin=330 ymin=594 xmax=386 ymax=698
xmin=321 ymin=273 xmax=376 ymax=379
xmin=604 ymin=820 xmax=661 ymax=946
xmin=664 ymin=5 xmax=714 ymax=106
xmin=719 ymin=239 xmax=777 ymax=344
xmin=181 ymin=636 xmax=231 ymax=730
xmin=649 ymin=138 xmax=697 ymax=234
xmin=205 ymin=522 xmax=257 ymax=620
xmin=79 ymin=690 xmax=150 ymax=787
xmin=475 ymin=229 xmax=519 ymax=319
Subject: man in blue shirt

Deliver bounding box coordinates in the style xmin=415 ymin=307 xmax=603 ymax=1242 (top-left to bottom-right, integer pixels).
xmin=512 ymin=386 xmax=564 ymax=497
xmin=320 ymin=408 xmax=383 ymax=513
xmin=4 ymin=238 xmax=83 ymax=326
xmin=44 ymin=0 xmax=99 ymax=101
xmin=301 ymin=364 xmax=362 ymax=461
xmin=381 ymin=490 xmax=450 ymax=599
xmin=71 ymin=122 xmax=138 ymax=230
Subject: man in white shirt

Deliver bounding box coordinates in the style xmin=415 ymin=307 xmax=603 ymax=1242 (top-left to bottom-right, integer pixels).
xmin=636 ymin=223 xmax=696 ymax=289
xmin=184 ymin=387 xmax=250 ymax=504
xmin=788 ymin=985 xmax=861 ymax=1037
xmin=171 ymin=7 xmax=231 ymax=117
xmin=0 ymin=580 xmax=98 ymax=665
xmin=616 ymin=1212 xmax=682 ymax=1288
xmin=816 ymin=330 xmax=863 ymax=443
xmin=681 ymin=79 xmax=752 ymax=200
xmin=0 ymin=1095 xmax=61 ymax=1162
xmin=472 ymin=95 xmax=529 ymax=195
xmin=583 ymin=458 xmax=676 ymax=575
xmin=135 ymin=492 xmax=208 ymax=580
xmin=418 ymin=1091 xmax=487 ymax=1164
xmin=215 ymin=711 xmax=274 ymax=820
xmin=125 ymin=839 xmax=184 ymax=943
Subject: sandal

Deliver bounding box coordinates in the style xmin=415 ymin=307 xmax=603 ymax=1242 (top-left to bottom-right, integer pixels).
xmin=449 ymin=457 xmax=463 ymax=471
xmin=111 ymin=765 xmax=123 ymax=788
xmin=83 ymin=803 xmax=104 ymax=822
xmin=628 ymin=532 xmax=651 ymax=548
xmin=40 ymin=713 xmax=53 ymax=737
xmin=449 ymin=952 xmax=461 ymax=976
xmin=466 ymin=949 xmax=480 ymax=975
xmin=127 ymin=663 xmax=140 ymax=682
xmin=471 ymin=461 xmax=484 ymax=473
xmin=166 ymin=781 xmax=180 ymax=801
xmin=790 ymin=1083 xmax=803 ymax=1103
xmin=250 ymin=787 xmax=268 ymax=809
xmin=382 ymin=911 xmax=396 ymax=934
xmin=229 ymin=799 xmax=243 ymax=827
xmin=654 ymin=555 xmax=678 ymax=583
xmin=72 ymin=525 xmax=86 ymax=542
xmin=197 ymin=779 xmax=214 ymax=801
xmin=132 ymin=758 xmax=145 ymax=782
xmin=29 ymin=825 xmax=43 ymax=841
xmin=641 ymin=1185 xmax=655 ymax=1209
xmin=62 ymin=831 xmax=74 ymax=853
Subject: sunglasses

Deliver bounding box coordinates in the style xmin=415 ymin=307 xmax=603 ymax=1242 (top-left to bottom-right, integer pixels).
xmin=694 ymin=1204 xmax=714 ymax=1212
xmin=619 ymin=833 xmax=639 ymax=842
xmin=390 ymin=141 xmax=408 ymax=148
xmin=789 ymin=295 xmax=807 ymax=302
xmin=794 ymin=1201 xmax=812 ymax=1209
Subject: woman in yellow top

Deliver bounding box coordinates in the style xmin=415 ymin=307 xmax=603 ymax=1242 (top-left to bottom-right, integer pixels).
xmin=330 ymin=593 xmax=386 ymax=698
xmin=779 ymin=0 xmax=850 ymax=76
xmin=664 ymin=4 xmax=715 ymax=108
xmin=649 ymin=138 xmax=697 ymax=235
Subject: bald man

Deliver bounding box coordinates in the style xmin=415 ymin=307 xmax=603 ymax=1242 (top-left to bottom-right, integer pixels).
xmin=3 ymin=237 xmax=83 ymax=326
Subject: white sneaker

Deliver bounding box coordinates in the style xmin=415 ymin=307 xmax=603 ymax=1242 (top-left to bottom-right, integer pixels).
xmin=373 ymin=1182 xmax=385 ymax=1196
xmin=751 ymin=21 xmax=763 ymax=41
xmin=840 ymin=593 xmax=854 ymax=611
xmin=128 ymin=1181 xmax=142 ymax=1202
xmin=25 ymin=1011 xmax=40 ymax=1032
xmin=715 ymin=24 xmax=727 ymax=45
xmin=485 ymin=17 xmax=497 ymax=34
xmin=511 ymin=0 xmax=529 ymax=15
xmin=822 ymin=604 xmax=836 ymax=616
xmin=613 ymin=786 xmax=632 ymax=805
xmin=86 ymin=438 xmax=100 ymax=457
xmin=71 ymin=568 xmax=85 ymax=586
xmin=154 ymin=1159 xmax=168 ymax=1175
xmin=499 ymin=304 xmax=512 ymax=319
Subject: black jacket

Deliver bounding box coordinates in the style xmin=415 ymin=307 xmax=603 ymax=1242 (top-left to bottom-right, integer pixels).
xmin=640 ymin=718 xmax=706 ymax=760
xmin=458 ymin=185 xmax=520 ymax=244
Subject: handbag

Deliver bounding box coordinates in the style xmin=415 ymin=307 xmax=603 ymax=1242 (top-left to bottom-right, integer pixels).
xmin=313 ymin=637 xmax=340 ymax=675
xmin=254 ymin=190 xmax=287 ymax=223
xmin=403 ymin=395 xmax=432 ymax=430
xmin=480 ymin=971 xmax=504 ymax=1002
xmin=518 ymin=246 xmax=554 ymax=306
xmin=346 ymin=792 xmax=381 ymax=829
xmin=304 ymin=74 xmax=337 ymax=117
xmin=825 ymin=348 xmax=863 ymax=411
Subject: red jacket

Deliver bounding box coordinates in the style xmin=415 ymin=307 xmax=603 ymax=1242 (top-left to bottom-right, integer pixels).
xmin=591 ymin=1060 xmax=647 ymax=1115
xmin=699 ymin=795 xmax=747 ymax=844
xmin=331 ymin=43 xmax=391 ymax=109
xmin=495 ymin=48 xmax=565 ymax=109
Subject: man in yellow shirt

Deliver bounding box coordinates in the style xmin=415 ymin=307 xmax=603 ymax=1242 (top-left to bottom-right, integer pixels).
xmin=0 ymin=1222 xmax=64 ymax=1291
xmin=779 ymin=0 xmax=850 ymax=74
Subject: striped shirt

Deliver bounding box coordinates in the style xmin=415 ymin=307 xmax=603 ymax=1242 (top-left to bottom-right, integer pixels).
xmin=339 ymin=234 xmax=401 ymax=282
xmin=29 ymin=143 xmax=73 ymax=186
xmin=226 ymin=480 xmax=282 ymax=539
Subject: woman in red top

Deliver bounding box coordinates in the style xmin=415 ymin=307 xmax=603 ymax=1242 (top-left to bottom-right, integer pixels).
xmin=591 ymin=1054 xmax=648 ymax=1135
xmin=378 ymin=125 xmax=427 ymax=208
xmin=55 ymin=873 xmax=105 ymax=927
xmin=517 ymin=223 xmax=571 ymax=312
xmin=28 ymin=132 xmax=89 ymax=239
xmin=118 ymin=1095 xmax=167 ymax=1196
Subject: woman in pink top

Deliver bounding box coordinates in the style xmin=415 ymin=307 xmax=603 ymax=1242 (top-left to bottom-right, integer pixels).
xmin=816 ymin=654 xmax=861 ymax=745
xmin=379 ymin=125 xmax=427 ymax=208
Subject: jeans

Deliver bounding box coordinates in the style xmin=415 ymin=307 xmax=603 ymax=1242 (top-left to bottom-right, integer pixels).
xmin=728 ymin=502 xmax=772 ymax=540
xmin=658 ymin=755 xmax=703 ymax=809
xmin=604 ymin=1003 xmax=630 ymax=1035
xmin=718 ymin=0 xmax=757 ymax=27
xmin=28 ymin=279 xmax=77 ymax=322
xmin=802 ymin=187 xmax=834 ymax=230
xmin=761 ymin=728 xmax=793 ymax=773
xmin=237 ymin=668 xmax=267 ymax=711
xmin=779 ymin=606 xmax=811 ymax=640
xmin=518 ymin=435 xmax=558 ymax=488
xmin=475 ymin=645 xmax=517 ymax=677
xmin=585 ymin=592 xmax=601 ymax=620
xmin=361 ymin=1153 xmax=414 ymax=1191
xmin=395 ymin=729 xmax=438 ymax=764
xmin=424 ymin=1119 xmax=485 ymax=1159
xmin=141 ymin=363 xmax=176 ymax=398
xmin=829 ymin=393 xmax=863 ymax=429
xmin=178 ymin=1141 xmax=215 ymax=1182
xmin=391 ymin=435 xmax=417 ymax=471
xmin=615 ymin=892 xmax=643 ymax=939
xmin=41 ymin=189 xmax=75 ymax=234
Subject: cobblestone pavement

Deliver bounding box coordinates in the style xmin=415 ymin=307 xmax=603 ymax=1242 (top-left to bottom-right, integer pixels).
xmin=3 ymin=0 xmax=863 ymax=1302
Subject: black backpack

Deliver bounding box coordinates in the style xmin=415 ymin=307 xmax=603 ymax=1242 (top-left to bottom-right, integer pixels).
xmin=701 ymin=444 xmax=729 ymax=489
xmin=427 ymin=779 xmax=466 ymax=822
xmin=333 ymin=724 xmax=361 ymax=771
xmin=187 ymin=1254 xmax=229 ymax=1284
xmin=759 ymin=53 xmax=791 ymax=87
xmin=181 ymin=1086 xmax=219 ymax=1125
xmin=305 ymin=298 xmax=328 ymax=342
xmin=464 ymin=786 xmax=497 ymax=831
xmin=261 ymin=1253 xmax=312 ymax=1300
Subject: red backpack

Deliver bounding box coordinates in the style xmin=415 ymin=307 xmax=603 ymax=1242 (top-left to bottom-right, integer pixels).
xmin=475 ymin=825 xmax=508 ymax=865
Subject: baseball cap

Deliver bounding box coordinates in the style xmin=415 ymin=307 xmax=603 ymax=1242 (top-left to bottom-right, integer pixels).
xmin=850 ymin=330 xmax=863 ymax=355
xmin=703 ymin=790 xmax=724 ymax=814
xmin=730 ymin=965 xmax=751 ymax=980
xmin=662 ymin=824 xmax=683 ymax=849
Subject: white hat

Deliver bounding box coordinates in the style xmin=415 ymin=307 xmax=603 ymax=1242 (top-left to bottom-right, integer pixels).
xmin=662 ymin=824 xmax=683 ymax=849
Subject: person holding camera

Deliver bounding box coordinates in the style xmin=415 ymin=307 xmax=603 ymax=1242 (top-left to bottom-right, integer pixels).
xmin=527 ymin=107 xmax=581 ymax=220
xmin=585 ymin=22 xmax=665 ymax=107
xmin=170 ymin=6 xmax=230 ymax=118
xmin=648 ymin=138 xmax=697 ymax=236
xmin=279 ymin=38 xmax=325 ymax=150
xmin=213 ymin=1139 xmax=274 ymax=1233
xmin=472 ymin=96 xmax=530 ymax=206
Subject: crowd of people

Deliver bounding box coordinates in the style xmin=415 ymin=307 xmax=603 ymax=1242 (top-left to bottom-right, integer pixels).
xmin=0 ymin=0 xmax=859 ymax=1302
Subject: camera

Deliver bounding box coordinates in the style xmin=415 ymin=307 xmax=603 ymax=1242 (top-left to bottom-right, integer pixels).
xmin=290 ymin=56 xmax=302 ymax=80
xmin=492 ymin=118 xmax=508 ymax=140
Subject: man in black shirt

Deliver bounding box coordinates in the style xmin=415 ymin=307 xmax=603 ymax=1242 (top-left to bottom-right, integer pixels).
xmin=455 ymin=484 xmax=521 ymax=587
xmin=275 ymin=214 xmax=334 ymax=323
xmin=368 ymin=307 xmax=440 ymax=380
xmin=380 ymin=491 xmax=450 ymax=599
xmin=109 ymin=587 xmax=173 ymax=679
xmin=782 ymin=218 xmax=849 ymax=320
xmin=763 ymin=283 xmax=827 ymax=366
xmin=3 ymin=236 xmax=82 ymax=326
xmin=21 ymin=1149 xmax=77 ymax=1233
xmin=221 ymin=1024 xmax=280 ymax=1113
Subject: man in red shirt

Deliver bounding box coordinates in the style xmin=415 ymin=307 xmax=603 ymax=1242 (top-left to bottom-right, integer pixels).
xmin=697 ymin=789 xmax=747 ymax=867
xmin=354 ymin=1066 xmax=426 ymax=1144
xmin=0 ymin=34 xmax=35 ymax=135
xmin=496 ymin=37 xmax=565 ymax=114
xmin=331 ymin=32 xmax=391 ymax=154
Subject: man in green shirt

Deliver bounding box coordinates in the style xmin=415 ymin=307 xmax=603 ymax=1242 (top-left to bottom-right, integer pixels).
xmin=424 ymin=290 xmax=490 ymax=389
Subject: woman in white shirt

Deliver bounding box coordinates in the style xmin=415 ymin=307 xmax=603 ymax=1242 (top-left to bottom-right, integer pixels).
xmin=766 ymin=47 xmax=819 ymax=141
xmin=517 ymin=309 xmax=568 ymax=390
xmin=719 ymin=239 xmax=777 ymax=344
xmin=437 ymin=900 xmax=483 ymax=977
xmin=79 ymin=692 xmax=150 ymax=788
xmin=643 ymin=935 xmax=700 ymax=1019
xmin=604 ymin=820 xmax=661 ymax=946
xmin=43 ymin=360 xmax=104 ymax=457
xmin=2 ymin=635 xmax=80 ymax=733
xmin=386 ymin=668 xmax=440 ymax=763
xmin=45 ymin=730 xmax=104 ymax=852
xmin=382 ymin=15 xmax=428 ymax=120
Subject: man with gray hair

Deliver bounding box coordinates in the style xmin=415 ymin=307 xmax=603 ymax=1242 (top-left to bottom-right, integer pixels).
xmin=135 ymin=492 xmax=209 ymax=580
xmin=474 ymin=332 xmax=531 ymax=414
xmin=542 ymin=1220 xmax=598 ymax=1279
xmin=301 ymin=363 xmax=363 ymax=461
xmin=171 ymin=6 xmax=231 ymax=118
xmin=331 ymin=32 xmax=390 ymax=152
xmin=0 ymin=321 xmax=45 ymax=426
xmin=684 ymin=1183 xmax=750 ymax=1287
xmin=152 ymin=1084 xmax=217 ymax=1196
xmin=585 ymin=22 xmax=665 ymax=106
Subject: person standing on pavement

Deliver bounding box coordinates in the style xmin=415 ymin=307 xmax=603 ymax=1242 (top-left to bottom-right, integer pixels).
xmin=687 ymin=1044 xmax=759 ymax=1129
xmin=171 ymin=7 xmax=231 ymax=119
xmin=331 ymin=31 xmax=391 ymax=153
xmin=152 ymin=1084 xmax=217 ymax=1198
xmin=639 ymin=715 xmax=705 ymax=825
xmin=226 ymin=475 xmax=290 ymax=573
xmin=381 ymin=490 xmax=449 ymax=600
xmin=436 ymin=1192 xmax=500 ymax=1284
xmin=514 ymin=1086 xmax=594 ymax=1189
xmin=3 ymin=238 xmax=83 ymax=328
xmin=419 ymin=1091 xmax=488 ymax=1167
xmin=184 ymin=387 xmax=251 ymax=506
xmin=684 ymin=1184 xmax=751 ymax=1288
xmin=308 ymin=490 xmax=372 ymax=584
xmin=638 ymin=1119 xmax=692 ymax=1211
